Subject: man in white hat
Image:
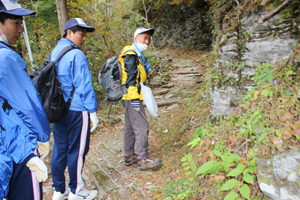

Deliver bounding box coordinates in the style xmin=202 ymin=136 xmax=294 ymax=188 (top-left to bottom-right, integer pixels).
xmin=119 ymin=27 xmax=162 ymax=170
xmin=0 ymin=0 xmax=50 ymax=199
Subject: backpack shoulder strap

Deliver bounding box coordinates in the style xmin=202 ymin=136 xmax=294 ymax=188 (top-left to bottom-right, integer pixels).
xmin=123 ymin=49 xmax=136 ymax=55
xmin=2 ymin=99 xmax=12 ymax=112
xmin=52 ymin=45 xmax=77 ymax=63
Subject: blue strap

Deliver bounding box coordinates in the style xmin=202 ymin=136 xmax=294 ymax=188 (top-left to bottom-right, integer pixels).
xmin=132 ymin=43 xmax=151 ymax=72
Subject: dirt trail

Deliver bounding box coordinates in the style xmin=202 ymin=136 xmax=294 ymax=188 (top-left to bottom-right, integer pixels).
xmin=43 ymin=48 xmax=208 ymax=200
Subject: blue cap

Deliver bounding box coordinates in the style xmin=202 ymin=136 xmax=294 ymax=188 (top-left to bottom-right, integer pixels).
xmin=64 ymin=18 xmax=95 ymax=32
xmin=0 ymin=0 xmax=35 ymax=16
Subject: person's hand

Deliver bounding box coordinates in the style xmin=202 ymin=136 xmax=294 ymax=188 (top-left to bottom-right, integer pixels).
xmin=90 ymin=112 xmax=99 ymax=132
xmin=131 ymin=100 xmax=140 ymax=112
xmin=26 ymin=156 xmax=48 ymax=182
xmin=37 ymin=141 xmax=49 ymax=161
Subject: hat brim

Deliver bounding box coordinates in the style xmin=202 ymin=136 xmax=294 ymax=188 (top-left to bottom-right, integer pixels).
xmin=1 ymin=8 xmax=35 ymax=16
xmin=79 ymin=24 xmax=95 ymax=32
xmin=64 ymin=24 xmax=95 ymax=32
xmin=137 ymin=28 xmax=155 ymax=37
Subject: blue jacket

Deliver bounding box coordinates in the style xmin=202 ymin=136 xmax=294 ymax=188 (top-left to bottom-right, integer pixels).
xmin=0 ymin=42 xmax=50 ymax=198
xmin=51 ymin=38 xmax=98 ymax=113
xmin=0 ymin=108 xmax=36 ymax=199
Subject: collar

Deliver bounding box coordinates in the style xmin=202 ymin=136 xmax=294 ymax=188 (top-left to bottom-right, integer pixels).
xmin=0 ymin=41 xmax=11 ymax=48
xmin=58 ymin=38 xmax=79 ymax=48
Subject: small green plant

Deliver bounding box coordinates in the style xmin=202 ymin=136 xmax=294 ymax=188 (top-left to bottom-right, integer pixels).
xmin=254 ymin=64 xmax=277 ymax=85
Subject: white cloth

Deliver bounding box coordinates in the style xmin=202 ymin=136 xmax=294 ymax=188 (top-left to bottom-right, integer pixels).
xmin=26 ymin=156 xmax=48 ymax=182
xmin=37 ymin=141 xmax=49 ymax=161
xmin=90 ymin=112 xmax=99 ymax=132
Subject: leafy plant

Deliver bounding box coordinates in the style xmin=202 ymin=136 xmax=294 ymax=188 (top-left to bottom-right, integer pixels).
xmin=254 ymin=64 xmax=277 ymax=85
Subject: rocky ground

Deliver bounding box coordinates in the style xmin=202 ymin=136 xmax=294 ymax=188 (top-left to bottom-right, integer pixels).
xmin=42 ymin=47 xmax=208 ymax=200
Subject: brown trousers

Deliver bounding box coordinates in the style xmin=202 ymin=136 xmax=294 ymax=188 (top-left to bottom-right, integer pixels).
xmin=122 ymin=100 xmax=149 ymax=159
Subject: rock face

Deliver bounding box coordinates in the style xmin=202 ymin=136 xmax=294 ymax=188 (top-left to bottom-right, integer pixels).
xmin=210 ymin=10 xmax=298 ymax=115
xmin=254 ymin=147 xmax=300 ymax=200
xmin=152 ymin=1 xmax=212 ymax=50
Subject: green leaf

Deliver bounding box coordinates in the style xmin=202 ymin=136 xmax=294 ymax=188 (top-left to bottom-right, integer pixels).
xmin=248 ymin=148 xmax=255 ymax=159
xmin=286 ymin=70 xmax=295 ymax=75
xmin=182 ymin=162 xmax=189 ymax=166
xmin=188 ymin=137 xmax=201 ymax=148
xmin=192 ymin=165 xmax=197 ymax=173
xmin=221 ymin=179 xmax=238 ymax=191
xmin=276 ymin=130 xmax=283 ymax=136
xmin=233 ymin=155 xmax=241 ymax=162
xmin=196 ymin=161 xmax=216 ymax=176
xmin=184 ymin=166 xmax=190 ymax=171
xmin=207 ymin=165 xmax=221 ymax=175
xmin=243 ymin=168 xmax=250 ymax=176
xmin=181 ymin=156 xmax=187 ymax=162
xmin=267 ymin=74 xmax=273 ymax=84
xmin=237 ymin=163 xmax=245 ymax=170
xmin=186 ymin=171 xmax=192 ymax=176
xmin=214 ymin=150 xmax=222 ymax=157
xmin=243 ymin=173 xmax=254 ymax=184
xmin=188 ymin=177 xmax=194 ymax=182
xmin=284 ymin=89 xmax=294 ymax=96
xmin=224 ymin=192 xmax=239 ymax=200
xmin=258 ymin=132 xmax=268 ymax=143
xmin=240 ymin=184 xmax=250 ymax=199
xmin=227 ymin=168 xmax=243 ymax=177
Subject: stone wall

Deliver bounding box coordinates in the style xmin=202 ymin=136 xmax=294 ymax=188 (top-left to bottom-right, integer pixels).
xmin=255 ymin=147 xmax=300 ymax=200
xmin=152 ymin=2 xmax=212 ymax=50
xmin=210 ymin=10 xmax=299 ymax=115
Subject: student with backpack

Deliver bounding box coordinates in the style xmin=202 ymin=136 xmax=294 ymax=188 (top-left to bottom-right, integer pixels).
xmin=120 ymin=27 xmax=162 ymax=170
xmin=0 ymin=0 xmax=50 ymax=199
xmin=50 ymin=18 xmax=99 ymax=200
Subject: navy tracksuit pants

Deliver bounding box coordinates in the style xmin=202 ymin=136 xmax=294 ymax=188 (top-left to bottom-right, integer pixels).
xmin=51 ymin=110 xmax=90 ymax=195
xmin=6 ymin=150 xmax=43 ymax=200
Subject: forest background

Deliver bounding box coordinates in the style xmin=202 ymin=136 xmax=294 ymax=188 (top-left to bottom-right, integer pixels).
xmin=18 ymin=0 xmax=155 ymax=107
xmin=14 ymin=0 xmax=300 ymax=199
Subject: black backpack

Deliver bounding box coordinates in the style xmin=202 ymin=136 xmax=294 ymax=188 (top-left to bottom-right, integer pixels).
xmin=30 ymin=46 xmax=76 ymax=123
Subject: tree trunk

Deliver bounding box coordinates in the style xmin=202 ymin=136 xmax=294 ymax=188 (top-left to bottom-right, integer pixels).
xmin=56 ymin=0 xmax=68 ymax=37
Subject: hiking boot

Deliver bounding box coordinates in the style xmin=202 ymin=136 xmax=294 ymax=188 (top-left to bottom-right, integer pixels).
xmin=53 ymin=188 xmax=69 ymax=200
xmin=68 ymin=188 xmax=97 ymax=200
xmin=124 ymin=154 xmax=137 ymax=166
xmin=137 ymin=158 xmax=162 ymax=170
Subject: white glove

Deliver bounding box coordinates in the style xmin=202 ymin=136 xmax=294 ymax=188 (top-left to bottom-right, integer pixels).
xmin=37 ymin=141 xmax=49 ymax=161
xmin=90 ymin=112 xmax=99 ymax=132
xmin=26 ymin=156 xmax=48 ymax=182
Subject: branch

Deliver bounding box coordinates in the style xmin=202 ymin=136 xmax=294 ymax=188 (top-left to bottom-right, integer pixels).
xmin=258 ymin=0 xmax=292 ymax=24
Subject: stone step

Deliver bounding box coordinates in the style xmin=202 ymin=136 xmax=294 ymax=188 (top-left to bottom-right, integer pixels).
xmin=169 ymin=71 xmax=202 ymax=74
xmin=156 ymin=100 xmax=181 ymax=107
xmin=86 ymin=143 xmax=146 ymax=200
xmin=187 ymin=74 xmax=203 ymax=77
xmin=173 ymin=64 xmax=193 ymax=68
xmin=153 ymin=89 xmax=169 ymax=96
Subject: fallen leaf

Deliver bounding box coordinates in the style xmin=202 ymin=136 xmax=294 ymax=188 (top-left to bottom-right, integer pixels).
xmin=279 ymin=112 xmax=294 ymax=122
xmin=260 ymin=0 xmax=268 ymax=5
xmin=284 ymin=121 xmax=291 ymax=129
xmin=230 ymin=135 xmax=238 ymax=142
xmin=213 ymin=175 xmax=225 ymax=181
xmin=295 ymin=129 xmax=300 ymax=136
xmin=240 ymin=157 xmax=247 ymax=164
xmin=273 ymin=137 xmax=281 ymax=145
xmin=283 ymin=128 xmax=293 ymax=138
xmin=253 ymin=90 xmax=261 ymax=100
xmin=288 ymin=146 xmax=294 ymax=149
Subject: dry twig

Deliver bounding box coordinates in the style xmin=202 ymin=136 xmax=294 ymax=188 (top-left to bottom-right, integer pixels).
xmin=258 ymin=0 xmax=292 ymax=24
